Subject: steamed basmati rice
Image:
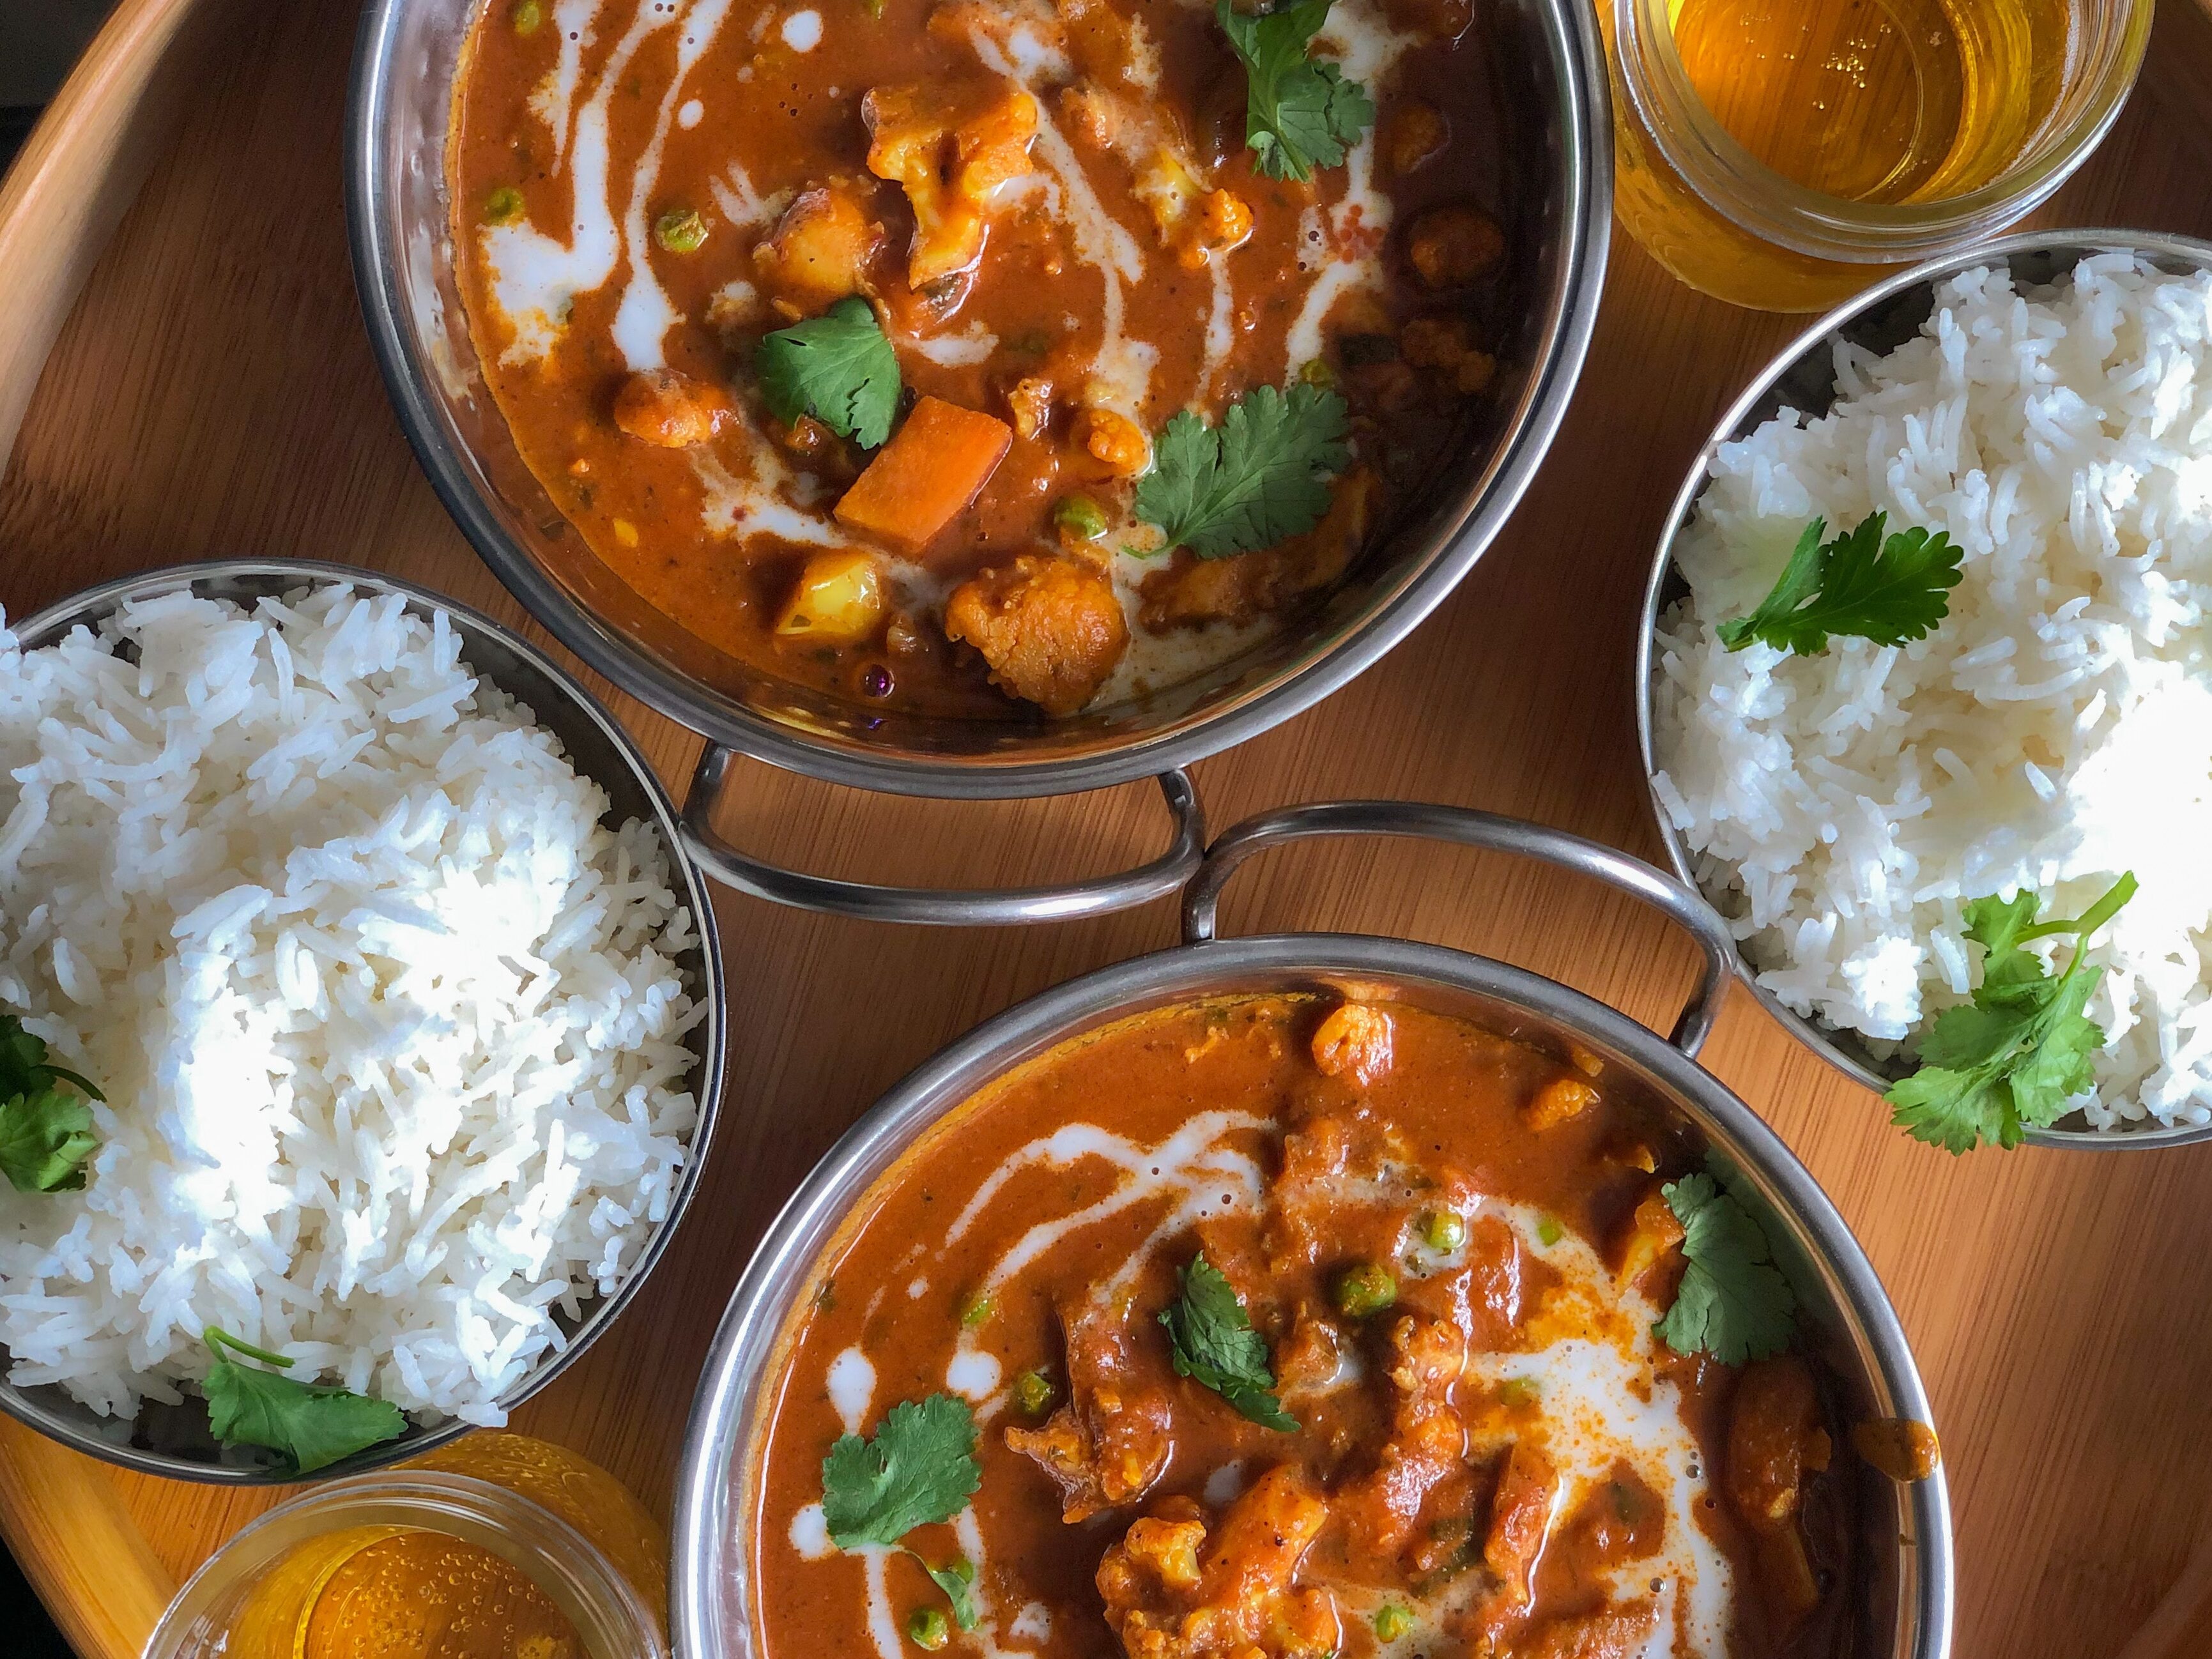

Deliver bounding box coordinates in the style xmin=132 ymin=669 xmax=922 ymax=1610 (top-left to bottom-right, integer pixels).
xmin=0 ymin=583 xmax=702 ymax=1425
xmin=1652 ymin=254 xmax=2212 ymax=1131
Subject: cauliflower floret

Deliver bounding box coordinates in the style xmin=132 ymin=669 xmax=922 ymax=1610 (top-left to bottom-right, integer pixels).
xmin=863 ymin=79 xmax=1040 ymax=289
xmin=944 ymin=554 xmax=1129 ymax=715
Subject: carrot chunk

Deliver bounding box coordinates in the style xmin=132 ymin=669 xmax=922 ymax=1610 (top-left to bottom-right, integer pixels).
xmin=834 ymin=396 xmax=1013 ymax=553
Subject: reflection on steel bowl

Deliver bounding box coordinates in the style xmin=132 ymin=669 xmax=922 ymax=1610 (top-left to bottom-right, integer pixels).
xmin=346 ymin=0 xmax=1608 ymax=922
xmin=673 ymin=804 xmax=1953 ymax=1659
xmin=1636 ymin=231 xmax=2212 ymax=1151
xmin=0 ymin=562 xmax=725 ymax=1485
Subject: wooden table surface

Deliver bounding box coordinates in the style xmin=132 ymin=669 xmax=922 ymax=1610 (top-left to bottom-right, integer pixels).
xmin=5 ymin=3 xmax=2212 ymax=1656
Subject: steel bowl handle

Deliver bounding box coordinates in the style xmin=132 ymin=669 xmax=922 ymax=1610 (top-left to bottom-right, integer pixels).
xmin=1180 ymin=801 xmax=1735 ymax=1056
xmin=680 ymin=745 xmax=1206 ymax=925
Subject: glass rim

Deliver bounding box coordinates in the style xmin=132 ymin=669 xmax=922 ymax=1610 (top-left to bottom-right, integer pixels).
xmin=143 ymin=1469 xmax=670 ymax=1659
xmin=1614 ymin=0 xmax=2155 ymax=263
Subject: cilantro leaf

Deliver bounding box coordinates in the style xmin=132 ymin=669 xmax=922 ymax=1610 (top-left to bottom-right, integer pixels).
xmin=755 ymin=296 xmax=902 ymax=448
xmin=1716 ymin=512 xmax=1963 ymax=656
xmin=201 ymin=1327 xmax=406 ymax=1473
xmin=1134 ymin=383 xmax=1349 ymax=559
xmin=1217 ymin=0 xmax=1376 ymax=181
xmin=1886 ymin=873 xmax=2136 ymax=1153
xmin=0 ymin=1013 xmax=102 ymax=1193
xmin=921 ymin=1554 xmax=979 ymax=1630
xmin=1652 ymin=1169 xmax=1796 ymax=1366
xmin=0 ymin=1092 xmax=98 ymax=1194
xmin=822 ymin=1393 xmax=981 ymax=1549
xmin=1157 ymin=1254 xmax=1298 ymax=1430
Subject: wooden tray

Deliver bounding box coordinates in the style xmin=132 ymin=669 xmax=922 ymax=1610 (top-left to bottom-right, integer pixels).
xmin=7 ymin=3 xmax=2212 ymax=1655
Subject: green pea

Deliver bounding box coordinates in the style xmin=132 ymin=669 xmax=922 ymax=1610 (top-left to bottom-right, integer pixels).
xmin=1417 ymin=1209 xmax=1465 ymax=1252
xmin=1535 ymin=1216 xmax=1563 ymax=1248
xmin=907 ymin=1609 xmax=949 ymax=1651
xmin=1498 ymin=1376 xmax=1541 ymax=1408
xmin=1012 ymin=1368 xmax=1056 ymax=1416
xmin=1298 ymin=356 xmax=1337 ymax=389
xmin=654 ymin=206 xmax=710 ymax=254
xmin=482 ymin=186 xmax=526 ymax=226
xmin=511 ymin=0 xmax=544 ymax=32
xmin=1373 ymin=1605 xmax=1413 ymax=1642
xmin=1330 ymin=1262 xmax=1396 ymax=1319
xmin=958 ymin=1290 xmax=994 ymax=1329
xmin=1053 ymin=494 xmax=1109 ymax=540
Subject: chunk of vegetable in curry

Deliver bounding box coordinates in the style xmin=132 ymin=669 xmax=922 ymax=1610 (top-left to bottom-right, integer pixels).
xmin=761 ymin=996 xmax=1884 ymax=1659
xmin=449 ymin=0 xmax=1517 ymax=722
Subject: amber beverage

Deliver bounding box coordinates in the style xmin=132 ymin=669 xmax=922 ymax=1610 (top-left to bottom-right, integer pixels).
xmin=1601 ymin=0 xmax=2151 ymax=310
xmin=144 ymin=1435 xmax=666 ymax=1659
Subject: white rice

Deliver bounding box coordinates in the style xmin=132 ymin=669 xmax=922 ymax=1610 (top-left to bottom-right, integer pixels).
xmin=0 ymin=583 xmax=702 ymax=1424
xmin=1652 ymin=254 xmax=2212 ymax=1132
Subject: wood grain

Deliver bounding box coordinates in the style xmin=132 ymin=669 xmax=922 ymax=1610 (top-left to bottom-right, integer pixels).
xmin=4 ymin=3 xmax=2212 ymax=1656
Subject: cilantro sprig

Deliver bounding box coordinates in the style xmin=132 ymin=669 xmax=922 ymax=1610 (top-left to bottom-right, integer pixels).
xmin=1134 ymin=382 xmax=1349 ymax=559
xmin=0 ymin=1013 xmax=102 ymax=1194
xmin=755 ymin=296 xmax=902 ymax=448
xmin=1716 ymin=512 xmax=1963 ymax=656
xmin=1157 ymin=1254 xmax=1297 ymax=1430
xmin=1886 ymin=873 xmax=2136 ymax=1153
xmin=1652 ymin=1165 xmax=1795 ymax=1366
xmin=201 ymin=1327 xmax=407 ymax=1473
xmin=822 ymin=1393 xmax=985 ymax=1629
xmin=1217 ymin=0 xmax=1376 ymax=182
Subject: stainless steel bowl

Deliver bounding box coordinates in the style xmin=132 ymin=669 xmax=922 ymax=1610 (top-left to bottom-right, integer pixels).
xmin=344 ymin=0 xmax=1611 ymax=924
xmin=0 ymin=560 xmax=727 ymax=1483
xmin=1636 ymin=230 xmax=2212 ymax=1149
xmin=672 ymin=802 xmax=1953 ymax=1659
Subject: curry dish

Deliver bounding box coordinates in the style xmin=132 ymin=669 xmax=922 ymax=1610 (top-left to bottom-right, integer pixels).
xmin=749 ymin=997 xmax=1864 ymax=1659
xmin=448 ymin=0 xmax=1510 ymax=719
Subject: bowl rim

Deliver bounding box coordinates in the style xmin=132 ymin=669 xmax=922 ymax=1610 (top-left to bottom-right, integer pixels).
xmin=0 ymin=556 xmax=729 ymax=1483
xmin=342 ymin=0 xmax=1614 ymax=802
xmin=671 ymin=931 xmax=1955 ymax=1659
xmin=1632 ymin=227 xmax=2212 ymax=1152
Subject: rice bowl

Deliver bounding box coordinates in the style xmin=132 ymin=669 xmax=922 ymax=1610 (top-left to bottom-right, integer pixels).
xmin=1643 ymin=240 xmax=2212 ymax=1143
xmin=0 ymin=563 xmax=723 ymax=1477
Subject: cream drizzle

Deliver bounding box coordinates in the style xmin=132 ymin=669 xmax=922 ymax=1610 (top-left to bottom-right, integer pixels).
xmin=1470 ymin=1203 xmax=1736 ymax=1655
xmin=1200 ymin=257 xmax=1237 ymax=402
xmin=826 ymin=1345 xmax=875 ymax=1432
xmin=1282 ymin=0 xmax=1415 ymax=374
xmin=944 ymin=1113 xmax=1269 ymax=1283
xmin=905 ymin=320 xmax=1001 ymax=367
xmin=962 ymin=27 xmax=1151 ymax=415
xmin=693 ymin=443 xmax=856 ymax=545
xmin=527 ymin=0 xmax=601 ymax=169
xmin=709 ymin=158 xmax=781 ymax=231
xmin=611 ymin=0 xmax=738 ymax=369
xmin=484 ymin=0 xmax=671 ymax=365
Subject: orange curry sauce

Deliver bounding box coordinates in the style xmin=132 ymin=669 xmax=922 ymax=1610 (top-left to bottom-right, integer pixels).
xmin=449 ymin=0 xmax=1510 ymax=719
xmin=748 ymin=997 xmax=1857 ymax=1659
